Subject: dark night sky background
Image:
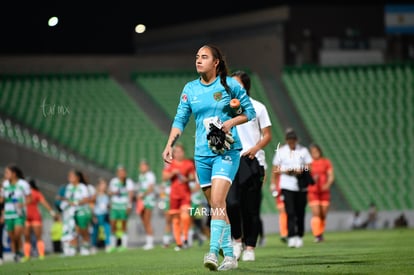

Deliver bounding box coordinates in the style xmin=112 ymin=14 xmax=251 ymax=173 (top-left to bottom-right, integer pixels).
xmin=0 ymin=1 xmax=408 ymax=54
xmin=0 ymin=2 xmax=283 ymax=54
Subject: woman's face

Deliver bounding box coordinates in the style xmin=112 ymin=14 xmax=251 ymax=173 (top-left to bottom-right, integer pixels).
xmin=139 ymin=163 xmax=148 ymax=173
xmin=4 ymin=168 xmax=13 ymax=180
xmin=68 ymin=171 xmax=78 ymax=183
xmin=286 ymin=138 xmax=297 ymax=150
xmin=98 ymin=180 xmax=107 ymax=192
xmin=310 ymin=146 xmax=321 ymax=159
xmin=117 ymin=168 xmax=127 ymax=179
xmin=195 ymin=46 xmax=218 ymax=75
xmin=173 ymin=146 xmax=185 ymax=160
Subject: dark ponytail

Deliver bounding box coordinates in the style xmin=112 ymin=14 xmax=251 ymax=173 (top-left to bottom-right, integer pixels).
xmin=71 ymin=169 xmax=88 ymax=184
xmin=230 ymin=70 xmax=251 ymax=96
xmin=28 ymin=178 xmax=39 ymax=190
xmin=6 ymin=164 xmax=25 ymax=179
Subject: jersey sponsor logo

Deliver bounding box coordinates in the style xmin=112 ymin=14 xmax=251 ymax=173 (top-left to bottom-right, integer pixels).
xmin=222 ymin=155 xmax=232 ymax=164
xmin=191 ymin=95 xmax=200 ymax=104
xmin=181 ymin=94 xmax=188 ymax=102
xmin=213 ymin=91 xmax=222 ymax=101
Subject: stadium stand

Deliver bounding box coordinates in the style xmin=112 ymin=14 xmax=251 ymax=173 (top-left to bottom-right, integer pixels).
xmin=0 ymin=73 xmax=168 ymax=179
xmin=281 ymin=63 xmax=414 ymax=211
xmin=131 ymin=71 xmax=198 ymax=118
xmin=0 ymin=116 xmax=80 ymax=164
xmin=132 ymin=71 xmax=198 ymax=158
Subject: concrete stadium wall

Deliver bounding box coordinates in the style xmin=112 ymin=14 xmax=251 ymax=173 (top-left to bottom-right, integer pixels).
xmin=0 ymin=138 xmax=113 ymax=196
xmin=133 ymin=6 xmax=289 ymax=76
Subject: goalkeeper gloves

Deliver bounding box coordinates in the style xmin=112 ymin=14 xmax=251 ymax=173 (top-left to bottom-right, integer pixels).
xmin=206 ymin=119 xmax=234 ymax=154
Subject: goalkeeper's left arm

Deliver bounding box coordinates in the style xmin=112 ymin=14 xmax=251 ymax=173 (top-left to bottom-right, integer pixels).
xmin=227 ymin=78 xmax=256 ymax=125
xmin=221 ymin=114 xmax=248 ymax=133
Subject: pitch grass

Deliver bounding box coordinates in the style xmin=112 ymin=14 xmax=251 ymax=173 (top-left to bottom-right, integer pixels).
xmin=2 ymin=229 xmax=414 ymax=274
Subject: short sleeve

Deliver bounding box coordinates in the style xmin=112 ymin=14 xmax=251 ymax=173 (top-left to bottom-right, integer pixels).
xmin=256 ymin=102 xmax=272 ymax=129
xmin=147 ymin=172 xmax=156 ymax=185
xmin=126 ymin=179 xmax=136 ymax=191
xmin=84 ymin=185 xmax=91 ymax=199
xmin=187 ymin=160 xmax=196 ymax=174
xmin=23 ymin=180 xmax=31 ymax=196
xmin=108 ymin=178 xmax=117 ymax=192
xmin=38 ymin=192 xmax=45 ymax=202
xmin=163 ymin=163 xmax=172 ymax=173
xmin=272 ymin=147 xmax=281 ymax=166
xmin=326 ymin=159 xmax=333 ymax=171
xmin=0 ymin=181 xmax=5 ymax=198
xmin=302 ymin=148 xmax=313 ymax=165
xmin=88 ymin=185 xmax=96 ymax=197
xmin=63 ymin=185 xmax=70 ymax=199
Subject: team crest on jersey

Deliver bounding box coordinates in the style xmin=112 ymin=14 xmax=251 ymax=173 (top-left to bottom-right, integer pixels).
xmin=213 ymin=91 xmax=222 ymax=101
xmin=181 ymin=94 xmax=188 ymax=102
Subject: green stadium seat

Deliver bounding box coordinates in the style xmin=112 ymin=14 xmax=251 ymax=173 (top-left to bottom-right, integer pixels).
xmin=0 ymin=73 xmax=168 ymax=180
xmin=282 ymin=63 xmax=413 ymax=211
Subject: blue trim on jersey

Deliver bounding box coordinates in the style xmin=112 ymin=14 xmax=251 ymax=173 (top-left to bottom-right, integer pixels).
xmin=172 ymin=76 xmax=256 ymax=157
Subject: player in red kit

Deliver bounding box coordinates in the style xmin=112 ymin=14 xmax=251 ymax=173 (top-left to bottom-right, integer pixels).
xmin=23 ymin=179 xmax=55 ymax=261
xmin=162 ymin=143 xmax=195 ymax=250
xmin=308 ymin=143 xmax=335 ymax=242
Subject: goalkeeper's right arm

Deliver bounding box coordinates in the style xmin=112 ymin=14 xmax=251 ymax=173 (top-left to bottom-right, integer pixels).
xmin=162 ymin=127 xmax=181 ymax=163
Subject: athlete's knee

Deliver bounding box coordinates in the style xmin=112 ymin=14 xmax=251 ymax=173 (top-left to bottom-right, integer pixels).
xmin=209 ymin=198 xmax=226 ymax=210
xmin=310 ymin=205 xmax=320 ymax=215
